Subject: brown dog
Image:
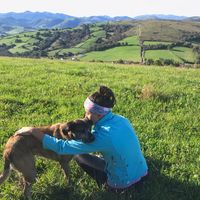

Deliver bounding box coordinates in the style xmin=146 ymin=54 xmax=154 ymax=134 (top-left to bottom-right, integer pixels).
xmin=0 ymin=118 xmax=94 ymax=199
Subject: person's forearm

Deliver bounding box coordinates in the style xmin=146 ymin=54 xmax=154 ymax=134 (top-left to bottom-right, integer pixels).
xmin=31 ymin=128 xmax=45 ymax=142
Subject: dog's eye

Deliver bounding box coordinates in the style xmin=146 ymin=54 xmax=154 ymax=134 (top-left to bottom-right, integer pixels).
xmin=63 ymin=128 xmax=70 ymax=134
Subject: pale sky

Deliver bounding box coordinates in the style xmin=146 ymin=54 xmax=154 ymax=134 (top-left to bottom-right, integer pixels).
xmin=0 ymin=0 xmax=199 ymax=17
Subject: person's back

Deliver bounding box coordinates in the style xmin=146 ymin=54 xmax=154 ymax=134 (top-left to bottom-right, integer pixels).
xmin=94 ymin=112 xmax=148 ymax=188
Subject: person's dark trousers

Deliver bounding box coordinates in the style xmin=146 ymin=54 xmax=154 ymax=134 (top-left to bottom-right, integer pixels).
xmin=74 ymin=154 xmax=148 ymax=194
xmin=74 ymin=154 xmax=107 ymax=188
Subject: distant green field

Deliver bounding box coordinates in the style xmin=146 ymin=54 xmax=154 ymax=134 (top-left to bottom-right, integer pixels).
xmin=9 ymin=44 xmax=30 ymax=54
xmin=144 ymin=49 xmax=182 ymax=62
xmin=0 ymin=36 xmax=16 ymax=45
xmin=79 ymin=36 xmax=140 ymax=61
xmin=0 ymin=57 xmax=199 ymax=200
xmin=77 ymin=37 xmax=97 ymax=50
xmin=0 ymin=32 xmax=39 ymax=54
xmin=81 ymin=45 xmax=141 ymax=62
xmin=76 ymin=29 xmax=106 ymax=51
xmin=145 ymin=47 xmax=195 ymax=63
xmin=92 ymin=30 xmax=106 ymax=38
xmin=119 ymin=36 xmax=139 ymax=45
xmin=60 ymin=47 xmax=85 ymax=54
xmin=144 ymin=41 xmax=172 ymax=45
xmin=172 ymin=47 xmax=195 ymax=63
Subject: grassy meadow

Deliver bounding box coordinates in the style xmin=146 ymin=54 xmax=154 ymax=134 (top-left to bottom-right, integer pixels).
xmin=80 ymin=45 xmax=141 ymax=62
xmin=145 ymin=50 xmax=182 ymax=62
xmin=0 ymin=57 xmax=200 ymax=200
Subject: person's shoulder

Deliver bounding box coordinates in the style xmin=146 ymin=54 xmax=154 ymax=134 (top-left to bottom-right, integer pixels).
xmin=113 ymin=113 xmax=129 ymax=121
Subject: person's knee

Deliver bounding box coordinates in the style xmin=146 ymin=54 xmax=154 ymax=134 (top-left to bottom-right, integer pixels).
xmin=73 ymin=154 xmax=87 ymax=164
xmin=73 ymin=154 xmax=81 ymax=162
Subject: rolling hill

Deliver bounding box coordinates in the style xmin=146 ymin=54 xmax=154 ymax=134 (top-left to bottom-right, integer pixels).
xmin=0 ymin=11 xmax=200 ymax=36
xmin=0 ymin=15 xmax=200 ymax=65
xmin=0 ymin=11 xmax=133 ymax=35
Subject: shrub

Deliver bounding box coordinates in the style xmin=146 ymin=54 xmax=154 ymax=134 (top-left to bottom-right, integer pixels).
xmin=140 ymin=84 xmax=155 ymax=99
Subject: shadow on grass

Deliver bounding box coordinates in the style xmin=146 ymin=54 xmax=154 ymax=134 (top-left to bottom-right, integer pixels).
xmin=172 ymin=49 xmax=184 ymax=52
xmin=19 ymin=157 xmax=199 ymax=200
xmin=19 ymin=186 xmax=75 ymax=200
xmin=86 ymin=157 xmax=200 ymax=200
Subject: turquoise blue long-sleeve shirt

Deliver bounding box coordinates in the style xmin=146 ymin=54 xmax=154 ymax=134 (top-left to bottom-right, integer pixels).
xmin=42 ymin=111 xmax=148 ymax=188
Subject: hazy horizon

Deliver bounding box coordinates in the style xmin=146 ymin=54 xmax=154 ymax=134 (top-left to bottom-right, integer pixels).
xmin=0 ymin=10 xmax=196 ymax=18
xmin=0 ymin=0 xmax=199 ymax=18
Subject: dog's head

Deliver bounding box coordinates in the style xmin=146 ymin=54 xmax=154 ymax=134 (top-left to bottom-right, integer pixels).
xmin=60 ymin=118 xmax=94 ymax=143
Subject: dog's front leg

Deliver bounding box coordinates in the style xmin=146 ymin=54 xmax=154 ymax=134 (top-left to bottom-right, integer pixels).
xmin=23 ymin=181 xmax=33 ymax=200
xmin=59 ymin=156 xmax=73 ymax=185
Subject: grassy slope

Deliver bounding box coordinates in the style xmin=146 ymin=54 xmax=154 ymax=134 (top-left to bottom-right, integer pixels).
xmin=145 ymin=47 xmax=195 ymax=63
xmin=81 ymin=36 xmax=141 ymax=62
xmin=144 ymin=41 xmax=172 ymax=45
xmin=139 ymin=20 xmax=200 ymax=42
xmin=0 ymin=57 xmax=199 ymax=200
xmin=48 ymin=28 xmax=107 ymax=57
xmin=0 ymin=32 xmax=38 ymax=54
xmin=145 ymin=49 xmax=182 ymax=62
xmin=172 ymin=47 xmax=195 ymax=63
xmin=80 ymin=46 xmax=141 ymax=62
xmin=120 ymin=36 xmax=140 ymax=45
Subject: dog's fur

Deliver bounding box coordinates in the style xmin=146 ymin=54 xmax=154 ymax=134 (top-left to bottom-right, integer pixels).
xmin=0 ymin=118 xmax=94 ymax=199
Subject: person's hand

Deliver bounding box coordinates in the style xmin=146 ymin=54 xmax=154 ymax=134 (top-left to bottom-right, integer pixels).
xmin=14 ymin=127 xmax=34 ymax=136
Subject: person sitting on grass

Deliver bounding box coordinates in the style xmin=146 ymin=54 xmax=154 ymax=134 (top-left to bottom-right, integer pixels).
xmin=16 ymin=86 xmax=148 ymax=193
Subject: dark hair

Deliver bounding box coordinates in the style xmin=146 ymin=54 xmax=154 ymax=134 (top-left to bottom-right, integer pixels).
xmin=89 ymin=86 xmax=116 ymax=108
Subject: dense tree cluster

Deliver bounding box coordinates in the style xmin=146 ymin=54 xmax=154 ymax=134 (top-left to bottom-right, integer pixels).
xmin=10 ymin=25 xmax=91 ymax=58
xmin=102 ymin=24 xmax=132 ymax=35
xmin=0 ymin=43 xmax=15 ymax=56
xmin=88 ymin=24 xmax=131 ymax=51
xmin=145 ymin=58 xmax=181 ymax=66
xmin=182 ymin=32 xmax=200 ymax=43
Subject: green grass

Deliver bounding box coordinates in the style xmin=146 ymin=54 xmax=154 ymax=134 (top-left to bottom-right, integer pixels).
xmin=0 ymin=32 xmax=38 ymax=54
xmin=0 ymin=35 xmax=16 ymax=45
xmin=91 ymin=30 xmax=106 ymax=38
xmin=172 ymin=47 xmax=195 ymax=63
xmin=0 ymin=57 xmax=200 ymax=200
xmin=59 ymin=47 xmax=85 ymax=55
xmin=145 ymin=47 xmax=195 ymax=63
xmin=8 ymin=43 xmax=30 ymax=54
xmin=76 ymin=29 xmax=106 ymax=51
xmin=77 ymin=37 xmax=97 ymax=50
xmin=144 ymin=41 xmax=172 ymax=45
xmin=145 ymin=49 xmax=183 ymax=62
xmin=119 ymin=36 xmax=139 ymax=45
xmin=80 ymin=45 xmax=141 ymax=62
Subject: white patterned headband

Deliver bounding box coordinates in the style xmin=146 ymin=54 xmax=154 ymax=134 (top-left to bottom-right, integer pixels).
xmin=84 ymin=97 xmax=111 ymax=115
